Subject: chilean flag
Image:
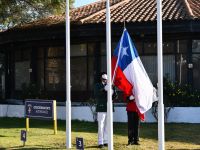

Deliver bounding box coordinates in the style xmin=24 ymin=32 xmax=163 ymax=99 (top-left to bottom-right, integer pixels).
xmin=112 ymin=28 xmax=154 ymax=117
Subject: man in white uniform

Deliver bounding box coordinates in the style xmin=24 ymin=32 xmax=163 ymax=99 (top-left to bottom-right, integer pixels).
xmin=94 ymin=72 xmax=108 ymax=148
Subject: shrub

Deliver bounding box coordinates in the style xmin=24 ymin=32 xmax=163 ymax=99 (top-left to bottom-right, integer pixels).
xmin=20 ymin=83 xmax=48 ymax=100
xmin=163 ymin=78 xmax=200 ymax=107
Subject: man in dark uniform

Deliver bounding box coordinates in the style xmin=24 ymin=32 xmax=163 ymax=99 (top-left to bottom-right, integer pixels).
xmin=94 ymin=72 xmax=117 ymax=148
xmin=126 ymin=95 xmax=144 ymax=145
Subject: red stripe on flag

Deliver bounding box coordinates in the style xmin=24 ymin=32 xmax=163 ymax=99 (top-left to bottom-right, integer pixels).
xmin=112 ymin=57 xmax=133 ymax=97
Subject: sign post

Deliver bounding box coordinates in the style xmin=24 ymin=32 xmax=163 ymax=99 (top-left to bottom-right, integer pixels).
xmin=21 ymin=130 xmax=27 ymax=146
xmin=26 ymin=118 xmax=29 ymax=131
xmin=25 ymin=99 xmax=57 ymax=134
xmin=53 ymin=100 xmax=57 ymax=134
xmin=76 ymin=137 xmax=84 ymax=150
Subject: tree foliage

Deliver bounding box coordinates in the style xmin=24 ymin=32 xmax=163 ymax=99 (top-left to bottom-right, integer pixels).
xmin=0 ymin=0 xmax=74 ymax=30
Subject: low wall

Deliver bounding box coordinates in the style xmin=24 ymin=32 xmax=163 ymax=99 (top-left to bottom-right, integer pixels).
xmin=0 ymin=104 xmax=200 ymax=123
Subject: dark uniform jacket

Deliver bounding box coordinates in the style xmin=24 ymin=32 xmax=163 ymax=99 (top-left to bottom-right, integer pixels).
xmin=94 ymin=83 xmax=107 ymax=112
xmin=94 ymin=83 xmax=118 ymax=112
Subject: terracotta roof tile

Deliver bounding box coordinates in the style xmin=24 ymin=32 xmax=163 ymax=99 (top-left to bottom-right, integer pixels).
xmin=70 ymin=0 xmax=124 ymax=22
xmin=19 ymin=15 xmax=65 ymax=29
xmin=80 ymin=0 xmax=200 ymax=23
xmin=7 ymin=0 xmax=200 ymax=31
xmin=187 ymin=0 xmax=200 ymax=18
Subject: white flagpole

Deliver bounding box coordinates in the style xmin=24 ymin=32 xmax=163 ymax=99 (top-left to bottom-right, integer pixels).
xmin=106 ymin=0 xmax=113 ymax=150
xmin=156 ymin=0 xmax=165 ymax=149
xmin=66 ymin=0 xmax=71 ymax=148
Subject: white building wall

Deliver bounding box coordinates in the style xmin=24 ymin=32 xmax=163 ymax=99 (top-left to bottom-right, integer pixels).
xmin=0 ymin=105 xmax=200 ymax=123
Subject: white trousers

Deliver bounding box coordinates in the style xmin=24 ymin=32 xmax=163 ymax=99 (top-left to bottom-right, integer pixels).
xmin=97 ymin=112 xmax=108 ymax=145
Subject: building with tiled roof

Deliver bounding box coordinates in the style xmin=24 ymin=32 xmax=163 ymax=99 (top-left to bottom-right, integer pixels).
xmin=0 ymin=0 xmax=200 ymax=102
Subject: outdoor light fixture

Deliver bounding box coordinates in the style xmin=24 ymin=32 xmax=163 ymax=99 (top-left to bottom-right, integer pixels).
xmin=188 ymin=63 xmax=193 ymax=69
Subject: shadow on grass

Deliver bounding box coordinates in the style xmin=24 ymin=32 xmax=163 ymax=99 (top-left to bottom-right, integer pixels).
xmin=0 ymin=118 xmax=97 ymax=133
xmin=164 ymin=123 xmax=200 ymax=146
xmin=0 ymin=145 xmax=63 ymax=150
xmin=84 ymin=145 xmax=99 ymax=149
xmin=1 ymin=117 xmax=200 ymax=146
xmin=0 ymin=117 xmax=64 ymax=131
xmin=168 ymin=149 xmax=200 ymax=150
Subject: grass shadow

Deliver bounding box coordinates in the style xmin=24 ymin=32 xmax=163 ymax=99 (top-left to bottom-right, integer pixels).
xmin=1 ymin=118 xmax=200 ymax=146
xmin=1 ymin=145 xmax=65 ymax=150
xmin=84 ymin=145 xmax=99 ymax=149
xmin=164 ymin=123 xmax=200 ymax=146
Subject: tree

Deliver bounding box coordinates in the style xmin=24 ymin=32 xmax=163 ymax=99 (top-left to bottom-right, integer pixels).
xmin=0 ymin=0 xmax=74 ymax=31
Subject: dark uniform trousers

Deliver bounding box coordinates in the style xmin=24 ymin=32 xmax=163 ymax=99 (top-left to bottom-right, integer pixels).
xmin=127 ymin=111 xmax=140 ymax=143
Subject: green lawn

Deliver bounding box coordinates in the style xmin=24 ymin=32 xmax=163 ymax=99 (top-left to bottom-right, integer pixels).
xmin=0 ymin=118 xmax=200 ymax=150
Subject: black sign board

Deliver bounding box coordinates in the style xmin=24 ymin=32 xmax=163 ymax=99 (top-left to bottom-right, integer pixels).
xmin=25 ymin=100 xmax=54 ymax=119
xmin=21 ymin=130 xmax=26 ymax=142
xmin=76 ymin=137 xmax=84 ymax=150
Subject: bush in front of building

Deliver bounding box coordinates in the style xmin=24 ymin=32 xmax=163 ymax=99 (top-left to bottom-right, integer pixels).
xmin=164 ymin=78 xmax=200 ymax=107
xmin=20 ymin=83 xmax=48 ymax=100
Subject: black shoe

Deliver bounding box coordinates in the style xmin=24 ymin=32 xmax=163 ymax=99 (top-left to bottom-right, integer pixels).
xmin=127 ymin=141 xmax=134 ymax=146
xmin=104 ymin=143 xmax=108 ymax=147
xmin=98 ymin=144 xmax=104 ymax=148
xmin=133 ymin=141 xmax=140 ymax=145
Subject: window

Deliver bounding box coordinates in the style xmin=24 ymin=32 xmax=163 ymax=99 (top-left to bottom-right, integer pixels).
xmin=135 ymin=42 xmax=143 ymax=55
xmin=71 ymin=58 xmax=87 ymax=91
xmin=100 ymin=42 xmax=118 ymax=72
xmin=15 ymin=61 xmax=30 ymax=90
xmin=71 ymin=44 xmax=87 ymax=56
xmin=88 ymin=43 xmax=95 ymax=90
xmin=37 ymin=44 xmax=96 ymax=93
xmin=45 ymin=58 xmax=65 ymax=91
xmin=45 ymin=47 xmax=65 ymax=91
xmin=178 ymin=40 xmax=188 ymax=53
xmin=144 ymin=42 xmax=156 ymax=54
xmin=37 ymin=48 xmax=45 ymax=89
xmin=141 ymin=56 xmax=157 ymax=84
xmin=163 ymin=55 xmax=175 ymax=82
xmin=192 ymin=54 xmax=200 ymax=89
xmin=14 ymin=49 xmax=30 ymax=90
xmin=176 ymin=54 xmax=187 ymax=85
xmin=192 ymin=40 xmax=200 ymax=89
xmin=163 ymin=42 xmax=174 ymax=53
xmin=192 ymin=40 xmax=200 ymax=53
xmin=71 ymin=44 xmax=87 ymax=91
xmin=37 ymin=59 xmax=44 ymax=89
xmin=48 ymin=47 xmax=65 ymax=57
xmin=141 ymin=55 xmax=175 ymax=85
xmin=175 ymin=40 xmax=188 ymax=85
xmin=100 ymin=43 xmax=106 ymax=72
xmin=0 ymin=53 xmax=5 ymax=99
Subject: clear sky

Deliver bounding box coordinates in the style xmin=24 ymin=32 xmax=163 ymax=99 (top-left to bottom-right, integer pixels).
xmin=74 ymin=0 xmax=98 ymax=7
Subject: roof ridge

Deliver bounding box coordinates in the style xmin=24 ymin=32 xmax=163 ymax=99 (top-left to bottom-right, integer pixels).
xmin=80 ymin=0 xmax=129 ymax=23
xmin=183 ymin=0 xmax=195 ymax=18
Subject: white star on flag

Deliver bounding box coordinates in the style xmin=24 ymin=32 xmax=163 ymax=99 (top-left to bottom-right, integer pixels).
xmin=120 ymin=46 xmax=129 ymax=59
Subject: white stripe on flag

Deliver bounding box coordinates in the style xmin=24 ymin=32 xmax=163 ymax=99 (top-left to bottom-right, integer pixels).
xmin=123 ymin=58 xmax=154 ymax=113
